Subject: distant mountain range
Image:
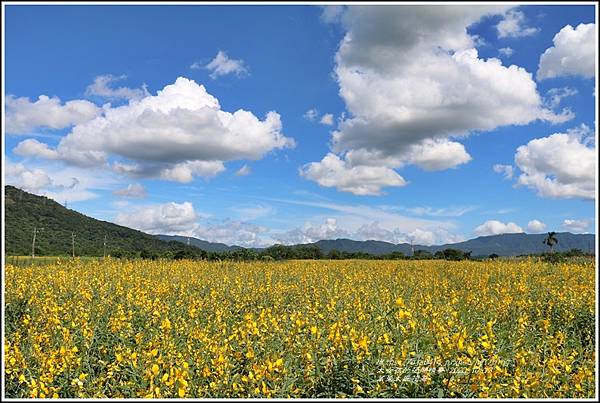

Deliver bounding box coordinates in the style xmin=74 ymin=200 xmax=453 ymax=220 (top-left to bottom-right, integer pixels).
xmin=157 ymin=232 xmax=595 ymax=257
xmin=156 ymin=234 xmax=243 ymax=253
xmin=4 ymin=185 xmax=595 ymax=257
xmin=303 ymin=233 xmax=595 ymax=256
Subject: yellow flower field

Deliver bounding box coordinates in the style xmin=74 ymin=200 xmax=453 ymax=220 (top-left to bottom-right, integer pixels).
xmin=4 ymin=258 xmax=596 ymax=398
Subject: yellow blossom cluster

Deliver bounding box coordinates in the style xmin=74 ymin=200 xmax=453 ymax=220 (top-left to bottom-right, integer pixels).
xmin=4 ymin=258 xmax=595 ymax=398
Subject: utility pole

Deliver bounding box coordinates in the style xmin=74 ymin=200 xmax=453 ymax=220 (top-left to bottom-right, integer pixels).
xmin=72 ymin=232 xmax=76 ymax=258
xmin=32 ymin=227 xmax=44 ymax=259
xmin=103 ymin=235 xmax=107 ymax=259
xmin=32 ymin=227 xmax=37 ymax=259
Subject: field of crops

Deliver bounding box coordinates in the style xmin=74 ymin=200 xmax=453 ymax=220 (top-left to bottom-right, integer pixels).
xmin=4 ymin=258 xmax=596 ymax=398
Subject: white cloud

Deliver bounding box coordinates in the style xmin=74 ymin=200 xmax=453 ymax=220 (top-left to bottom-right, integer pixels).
xmin=112 ymin=183 xmax=147 ymax=199
xmin=235 ymin=164 xmax=252 ymax=176
xmin=403 ymin=205 xmax=477 ymax=217
xmin=6 ymin=95 xmax=102 ymax=134
xmin=158 ymin=160 xmax=226 ymax=182
xmin=474 ymin=220 xmax=523 ymax=236
xmin=300 ymin=153 xmax=406 ymax=196
xmin=544 ymin=87 xmax=578 ymax=109
xmin=493 ymin=164 xmax=514 ymax=180
xmin=404 ymin=139 xmax=472 ymax=171
xmin=278 ymin=218 xmax=349 ymax=244
xmin=537 ymin=23 xmax=596 ymax=80
xmin=115 ymin=202 xmax=199 ymax=235
xmin=269 ymin=197 xmax=461 ymax=246
xmin=498 ymin=47 xmax=514 ymax=58
xmin=496 ymin=10 xmax=539 ymax=38
xmin=320 ymin=5 xmax=345 ymax=24
xmin=204 ymin=50 xmax=248 ymax=79
xmin=407 ymin=228 xmax=466 ymax=246
xmin=16 ymin=77 xmax=293 ymax=182
xmin=6 ymin=162 xmax=51 ymax=192
xmin=194 ymin=219 xmax=271 ymax=247
xmin=14 ymin=139 xmax=60 ymax=160
xmin=275 ymin=217 xmax=463 ymax=246
xmin=304 ymin=5 xmax=567 ymax=195
xmin=526 ymin=219 xmax=547 ymax=233
xmin=320 ymin=113 xmax=334 ymax=126
xmin=514 ymin=125 xmax=596 ymax=200
xmin=85 ymin=74 xmax=150 ymax=101
xmin=562 ymin=219 xmax=590 ymax=233
xmin=304 ymin=108 xmax=319 ymax=121
xmin=5 ymin=160 xmax=112 ymax=202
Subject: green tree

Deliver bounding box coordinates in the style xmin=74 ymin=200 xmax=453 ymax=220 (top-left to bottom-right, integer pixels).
xmin=543 ymin=232 xmax=559 ymax=253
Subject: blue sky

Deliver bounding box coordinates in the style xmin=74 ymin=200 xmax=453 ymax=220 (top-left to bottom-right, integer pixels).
xmin=4 ymin=4 xmax=597 ymax=247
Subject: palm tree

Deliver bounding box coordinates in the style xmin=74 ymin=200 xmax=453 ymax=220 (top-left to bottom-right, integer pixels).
xmin=543 ymin=232 xmax=559 ymax=253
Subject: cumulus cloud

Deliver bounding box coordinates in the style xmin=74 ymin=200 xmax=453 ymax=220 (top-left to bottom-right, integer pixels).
xmin=403 ymin=139 xmax=472 ymax=171
xmin=204 ymin=51 xmax=248 ymax=79
xmin=544 ymin=87 xmax=578 ymax=109
xmin=496 ymin=10 xmax=539 ymax=38
xmin=300 ymin=153 xmax=406 ymax=195
xmin=493 ymin=164 xmax=514 ymax=180
xmin=537 ymin=23 xmax=596 ymax=80
xmin=15 ymin=77 xmax=293 ymax=182
xmin=304 ymin=108 xmax=319 ymax=121
xmin=303 ymin=5 xmax=567 ymax=195
xmin=320 ymin=113 xmax=334 ymax=126
xmin=157 ymin=161 xmax=226 ymax=182
xmin=194 ymin=219 xmax=271 ymax=247
xmin=526 ymin=219 xmax=547 ymax=233
xmin=474 ymin=220 xmax=523 ymax=236
xmin=14 ymin=139 xmax=60 ymax=160
xmin=6 ymin=95 xmax=102 ymax=134
xmin=562 ymin=219 xmax=590 ymax=233
xmin=514 ymin=125 xmax=595 ymax=200
xmin=275 ymin=216 xmax=463 ymax=246
xmin=304 ymin=109 xmax=335 ymax=126
xmin=5 ymin=160 xmax=109 ymax=202
xmin=85 ymin=74 xmax=150 ymax=101
xmin=498 ymin=47 xmax=514 ymax=58
xmin=115 ymin=202 xmax=199 ymax=234
xmin=269 ymin=197 xmax=463 ymax=246
xmin=112 ymin=183 xmax=147 ymax=199
xmin=278 ymin=218 xmax=349 ymax=244
xmin=5 ymin=162 xmax=51 ymax=192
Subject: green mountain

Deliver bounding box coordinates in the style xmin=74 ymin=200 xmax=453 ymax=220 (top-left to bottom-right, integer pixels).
xmin=426 ymin=232 xmax=595 ymax=256
xmin=309 ymin=232 xmax=595 ymax=257
xmin=4 ymin=185 xmax=196 ymax=256
xmin=156 ymin=235 xmax=242 ymax=253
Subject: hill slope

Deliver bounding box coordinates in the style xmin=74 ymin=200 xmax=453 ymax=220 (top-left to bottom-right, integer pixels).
xmin=4 ymin=185 xmax=195 ymax=256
